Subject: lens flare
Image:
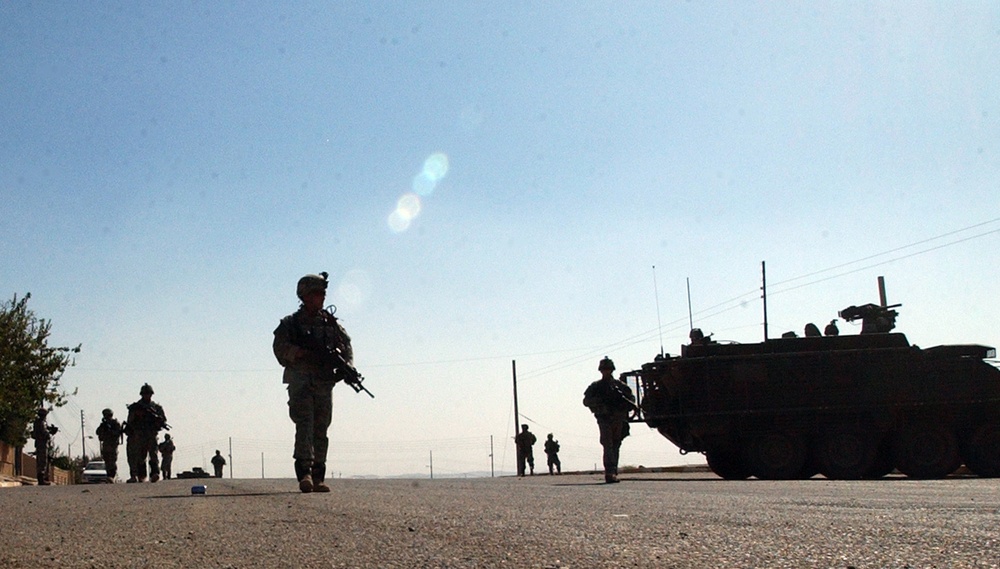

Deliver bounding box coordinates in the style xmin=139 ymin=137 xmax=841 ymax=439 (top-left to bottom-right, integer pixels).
xmin=396 ymin=193 xmax=421 ymax=219
xmin=423 ymin=153 xmax=449 ymax=181
xmin=387 ymin=210 xmax=411 ymax=233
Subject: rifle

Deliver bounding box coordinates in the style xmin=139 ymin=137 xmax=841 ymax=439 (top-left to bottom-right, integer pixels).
xmin=323 ymin=347 xmax=375 ymax=399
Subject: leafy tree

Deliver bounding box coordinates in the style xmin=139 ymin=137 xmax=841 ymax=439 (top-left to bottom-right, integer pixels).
xmin=0 ymin=293 xmax=79 ymax=445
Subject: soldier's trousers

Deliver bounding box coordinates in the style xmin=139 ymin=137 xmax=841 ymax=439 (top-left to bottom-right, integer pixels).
xmin=161 ymin=454 xmax=172 ymax=479
xmin=34 ymin=441 xmax=48 ymax=484
xmin=547 ymin=454 xmax=561 ymax=474
xmin=101 ymin=443 xmax=119 ymax=479
xmin=516 ymin=449 xmax=534 ymax=476
xmin=287 ymin=373 xmax=334 ymax=470
xmin=126 ymin=431 xmax=159 ymax=480
xmin=597 ymin=418 xmax=627 ymax=475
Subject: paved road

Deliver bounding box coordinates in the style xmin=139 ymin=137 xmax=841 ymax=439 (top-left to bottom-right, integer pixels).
xmin=3 ymin=472 xmax=999 ymax=568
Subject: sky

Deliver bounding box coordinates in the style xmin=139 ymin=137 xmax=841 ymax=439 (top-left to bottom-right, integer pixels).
xmin=2 ymin=2 xmax=998 ymax=479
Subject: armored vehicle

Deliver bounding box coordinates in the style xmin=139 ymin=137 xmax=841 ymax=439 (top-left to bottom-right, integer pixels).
xmin=624 ymin=298 xmax=1000 ymax=480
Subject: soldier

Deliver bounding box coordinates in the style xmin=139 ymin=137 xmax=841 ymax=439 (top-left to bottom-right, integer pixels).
xmin=211 ymin=449 xmax=226 ymax=478
xmin=544 ymin=433 xmax=562 ymax=475
xmin=31 ymin=408 xmax=57 ymax=486
xmin=514 ymin=424 xmax=536 ymax=476
xmin=96 ymin=408 xmax=123 ymax=482
xmin=583 ymin=357 xmax=635 ymax=483
xmin=158 ymin=434 xmax=176 ymax=480
xmin=273 ymin=272 xmax=355 ymax=493
xmin=124 ymin=383 xmax=167 ymax=483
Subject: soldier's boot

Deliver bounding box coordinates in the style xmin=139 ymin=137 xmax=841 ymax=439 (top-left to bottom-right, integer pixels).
xmin=150 ymin=473 xmax=160 ymax=483
xmin=295 ymin=460 xmax=313 ymax=493
xmin=312 ymin=463 xmax=331 ymax=493
xmin=605 ymin=473 xmax=619 ymax=484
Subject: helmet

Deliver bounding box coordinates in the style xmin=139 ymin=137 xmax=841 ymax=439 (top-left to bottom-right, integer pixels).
xmin=598 ymin=357 xmax=615 ymax=371
xmin=296 ymin=272 xmax=329 ymax=299
xmin=164 ymin=434 xmax=171 ymax=440
xmin=37 ymin=408 xmax=48 ymax=416
xmin=102 ymin=408 xmax=113 ymax=417
xmin=140 ymin=383 xmax=154 ymax=395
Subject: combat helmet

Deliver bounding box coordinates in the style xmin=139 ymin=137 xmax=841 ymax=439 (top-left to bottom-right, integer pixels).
xmin=102 ymin=408 xmax=113 ymax=417
xmin=598 ymin=356 xmax=615 ymax=371
xmin=296 ymin=272 xmax=329 ymax=300
xmin=140 ymin=383 xmax=154 ymax=396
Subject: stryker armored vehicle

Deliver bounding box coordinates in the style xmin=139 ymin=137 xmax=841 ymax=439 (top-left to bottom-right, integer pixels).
xmin=622 ymin=291 xmax=1000 ymax=480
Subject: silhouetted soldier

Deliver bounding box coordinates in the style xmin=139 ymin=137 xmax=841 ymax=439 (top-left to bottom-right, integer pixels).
xmin=158 ymin=434 xmax=176 ymax=480
xmin=583 ymin=357 xmax=635 ymax=483
xmin=514 ymin=424 xmax=536 ymax=476
xmin=211 ymin=450 xmax=226 ymax=478
xmin=544 ymin=433 xmax=562 ymax=475
xmin=125 ymin=383 xmax=167 ymax=483
xmin=31 ymin=408 xmax=57 ymax=485
xmin=273 ymin=272 xmax=355 ymax=493
xmin=96 ymin=408 xmax=123 ymax=482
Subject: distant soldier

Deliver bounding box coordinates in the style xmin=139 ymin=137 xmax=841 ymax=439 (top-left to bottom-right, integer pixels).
xmin=124 ymin=383 xmax=167 ymax=483
xmin=544 ymin=433 xmax=562 ymax=475
xmin=273 ymin=272 xmax=355 ymax=493
xmin=96 ymin=408 xmax=124 ymax=482
xmin=31 ymin=408 xmax=57 ymax=486
xmin=158 ymin=434 xmax=176 ymax=480
xmin=211 ymin=450 xmax=226 ymax=478
xmin=583 ymin=357 xmax=635 ymax=483
xmin=514 ymin=424 xmax=536 ymax=476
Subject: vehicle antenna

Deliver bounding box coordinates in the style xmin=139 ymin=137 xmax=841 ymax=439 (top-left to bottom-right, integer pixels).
xmin=653 ymin=265 xmax=664 ymax=357
xmin=686 ymin=277 xmax=694 ymax=332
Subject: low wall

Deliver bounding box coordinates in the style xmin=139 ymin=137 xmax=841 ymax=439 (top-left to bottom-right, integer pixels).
xmin=0 ymin=441 xmax=72 ymax=485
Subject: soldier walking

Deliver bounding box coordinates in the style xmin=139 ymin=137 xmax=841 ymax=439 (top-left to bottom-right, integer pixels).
xmin=514 ymin=424 xmax=536 ymax=476
xmin=96 ymin=408 xmax=123 ymax=482
xmin=211 ymin=450 xmax=226 ymax=478
xmin=158 ymin=434 xmax=176 ymax=480
xmin=544 ymin=433 xmax=562 ymax=475
xmin=31 ymin=408 xmax=57 ymax=486
xmin=583 ymin=357 xmax=635 ymax=483
xmin=124 ymin=383 xmax=167 ymax=483
xmin=273 ymin=272 xmax=356 ymax=493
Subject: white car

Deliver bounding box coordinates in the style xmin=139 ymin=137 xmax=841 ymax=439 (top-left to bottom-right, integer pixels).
xmin=82 ymin=460 xmax=109 ymax=484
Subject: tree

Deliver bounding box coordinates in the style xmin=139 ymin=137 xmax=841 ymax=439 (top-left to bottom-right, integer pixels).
xmin=0 ymin=293 xmax=80 ymax=445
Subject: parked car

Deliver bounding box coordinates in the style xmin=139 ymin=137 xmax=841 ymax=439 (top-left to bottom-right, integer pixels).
xmin=82 ymin=460 xmax=108 ymax=484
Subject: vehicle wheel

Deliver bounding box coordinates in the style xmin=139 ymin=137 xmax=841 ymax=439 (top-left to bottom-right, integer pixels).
xmin=893 ymin=425 xmax=961 ymax=479
xmin=962 ymin=422 xmax=1000 ymax=478
xmin=706 ymin=448 xmax=751 ymax=480
xmin=745 ymin=432 xmax=807 ymax=480
xmin=865 ymin=441 xmax=895 ymax=479
xmin=818 ymin=430 xmax=878 ymax=480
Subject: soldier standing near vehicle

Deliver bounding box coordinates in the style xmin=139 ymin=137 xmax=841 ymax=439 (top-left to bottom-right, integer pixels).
xmin=544 ymin=433 xmax=562 ymax=475
xmin=96 ymin=408 xmax=123 ymax=483
xmin=158 ymin=434 xmax=176 ymax=480
xmin=125 ymin=383 xmax=167 ymax=483
xmin=211 ymin=449 xmax=226 ymax=478
xmin=583 ymin=357 xmax=635 ymax=483
xmin=273 ymin=272 xmax=355 ymax=493
xmin=514 ymin=424 xmax=536 ymax=476
xmin=31 ymin=408 xmax=57 ymax=485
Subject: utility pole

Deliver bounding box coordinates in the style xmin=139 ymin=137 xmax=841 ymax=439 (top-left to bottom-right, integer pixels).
xmin=428 ymin=450 xmax=433 ymax=479
xmin=489 ymin=435 xmax=495 ymax=478
xmin=512 ymin=359 xmax=520 ymax=432
xmin=80 ymin=410 xmax=86 ymax=460
xmin=229 ymin=437 xmax=233 ymax=479
xmin=261 ymin=452 xmax=265 ymax=479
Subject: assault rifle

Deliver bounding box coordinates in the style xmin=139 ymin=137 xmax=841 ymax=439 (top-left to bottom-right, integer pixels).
xmin=322 ymin=346 xmax=375 ymax=399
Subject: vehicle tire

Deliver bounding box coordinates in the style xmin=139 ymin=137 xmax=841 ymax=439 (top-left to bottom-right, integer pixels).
xmin=893 ymin=425 xmax=961 ymax=479
xmin=817 ymin=430 xmax=878 ymax=480
xmin=706 ymin=448 xmax=751 ymax=480
xmin=865 ymin=440 xmax=895 ymax=479
xmin=745 ymin=432 xmax=808 ymax=480
xmin=962 ymin=422 xmax=1000 ymax=478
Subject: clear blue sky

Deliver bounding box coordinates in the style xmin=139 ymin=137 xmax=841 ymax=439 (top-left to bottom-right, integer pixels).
xmin=3 ymin=2 xmax=998 ymax=478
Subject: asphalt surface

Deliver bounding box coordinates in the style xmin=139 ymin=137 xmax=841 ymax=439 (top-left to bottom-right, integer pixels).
xmin=3 ymin=472 xmax=999 ymax=568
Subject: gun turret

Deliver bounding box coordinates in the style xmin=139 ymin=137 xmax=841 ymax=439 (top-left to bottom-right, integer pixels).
xmin=839 ymin=303 xmax=901 ymax=334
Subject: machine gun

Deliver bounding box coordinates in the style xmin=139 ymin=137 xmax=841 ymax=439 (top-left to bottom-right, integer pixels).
xmin=839 ymin=303 xmax=901 ymax=334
